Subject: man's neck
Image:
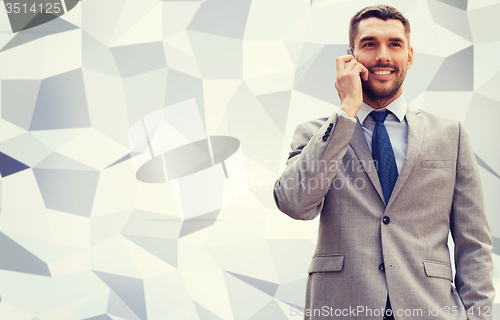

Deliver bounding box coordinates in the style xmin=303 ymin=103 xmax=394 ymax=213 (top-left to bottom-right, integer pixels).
xmin=363 ymin=92 xmax=403 ymax=110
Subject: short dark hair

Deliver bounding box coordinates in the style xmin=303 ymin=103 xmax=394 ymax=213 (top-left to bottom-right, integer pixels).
xmin=349 ymin=5 xmax=411 ymax=49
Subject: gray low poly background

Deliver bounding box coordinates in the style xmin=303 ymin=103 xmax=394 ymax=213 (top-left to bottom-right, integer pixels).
xmin=0 ymin=0 xmax=499 ymax=319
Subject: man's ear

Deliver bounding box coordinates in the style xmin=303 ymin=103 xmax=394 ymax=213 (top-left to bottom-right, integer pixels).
xmin=407 ymin=46 xmax=414 ymax=69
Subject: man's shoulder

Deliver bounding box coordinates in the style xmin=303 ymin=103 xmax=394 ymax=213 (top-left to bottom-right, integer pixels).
xmin=407 ymin=105 xmax=460 ymax=130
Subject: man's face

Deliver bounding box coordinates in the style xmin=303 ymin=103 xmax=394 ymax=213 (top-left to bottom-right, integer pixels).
xmin=353 ymin=17 xmax=414 ymax=101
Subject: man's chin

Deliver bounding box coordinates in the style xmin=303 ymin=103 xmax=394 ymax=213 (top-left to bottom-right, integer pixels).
xmin=362 ymin=82 xmax=402 ymax=101
xmin=363 ymin=89 xmax=399 ymax=100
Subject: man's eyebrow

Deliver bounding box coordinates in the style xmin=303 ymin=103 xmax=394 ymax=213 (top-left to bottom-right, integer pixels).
xmin=358 ymin=36 xmax=376 ymax=43
xmin=388 ymin=37 xmax=404 ymax=42
xmin=358 ymin=36 xmax=406 ymax=43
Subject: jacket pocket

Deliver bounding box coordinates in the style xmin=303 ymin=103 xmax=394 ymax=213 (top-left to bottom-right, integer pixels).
xmin=421 ymin=160 xmax=451 ymax=169
xmin=423 ymin=260 xmax=453 ymax=281
xmin=308 ymin=254 xmax=344 ymax=273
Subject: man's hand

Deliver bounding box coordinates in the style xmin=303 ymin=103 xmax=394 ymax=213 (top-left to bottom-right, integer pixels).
xmin=335 ymin=55 xmax=369 ymax=118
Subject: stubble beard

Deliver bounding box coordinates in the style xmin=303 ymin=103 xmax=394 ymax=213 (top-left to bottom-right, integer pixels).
xmin=362 ymin=69 xmax=406 ymax=102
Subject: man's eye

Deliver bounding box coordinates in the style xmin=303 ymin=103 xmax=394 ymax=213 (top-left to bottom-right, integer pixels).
xmin=362 ymin=43 xmax=374 ymax=47
xmin=390 ymin=43 xmax=401 ymax=47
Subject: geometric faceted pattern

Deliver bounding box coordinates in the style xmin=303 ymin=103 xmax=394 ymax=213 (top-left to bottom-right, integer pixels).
xmin=0 ymin=151 xmax=30 ymax=177
xmin=0 ymin=0 xmax=499 ymax=319
xmin=30 ymin=69 xmax=90 ymax=131
xmin=0 ymin=231 xmax=51 ymax=277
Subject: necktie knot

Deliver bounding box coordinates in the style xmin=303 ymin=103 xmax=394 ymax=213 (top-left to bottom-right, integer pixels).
xmin=370 ymin=110 xmax=389 ymax=123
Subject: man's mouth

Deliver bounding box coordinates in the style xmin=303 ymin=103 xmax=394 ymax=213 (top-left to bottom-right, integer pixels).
xmin=373 ymin=70 xmax=393 ymax=75
xmin=368 ymin=68 xmax=396 ymax=80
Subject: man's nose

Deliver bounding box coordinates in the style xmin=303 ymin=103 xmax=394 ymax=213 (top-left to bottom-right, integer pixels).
xmin=376 ymin=45 xmax=391 ymax=62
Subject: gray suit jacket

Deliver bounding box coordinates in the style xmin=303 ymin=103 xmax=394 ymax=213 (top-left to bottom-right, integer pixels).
xmin=273 ymin=106 xmax=494 ymax=320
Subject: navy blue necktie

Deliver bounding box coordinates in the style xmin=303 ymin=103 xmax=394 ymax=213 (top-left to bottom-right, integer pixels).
xmin=370 ymin=110 xmax=398 ymax=318
xmin=370 ymin=110 xmax=398 ymax=205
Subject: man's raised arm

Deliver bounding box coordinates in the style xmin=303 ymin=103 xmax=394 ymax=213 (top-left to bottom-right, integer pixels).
xmin=273 ymin=55 xmax=368 ymax=220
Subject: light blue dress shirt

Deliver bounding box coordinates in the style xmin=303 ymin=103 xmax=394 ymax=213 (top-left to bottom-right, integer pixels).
xmin=337 ymin=94 xmax=408 ymax=174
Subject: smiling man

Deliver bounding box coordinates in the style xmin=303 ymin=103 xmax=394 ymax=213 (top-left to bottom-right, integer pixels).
xmin=274 ymin=5 xmax=494 ymax=320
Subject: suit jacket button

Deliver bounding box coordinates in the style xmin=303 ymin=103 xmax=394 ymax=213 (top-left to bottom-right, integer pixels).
xmin=382 ymin=216 xmax=390 ymax=225
xmin=379 ymin=263 xmax=385 ymax=272
xmin=326 ymin=127 xmax=332 ymax=133
xmin=322 ymin=135 xmax=327 ymax=141
xmin=328 ymin=123 xmax=333 ymax=128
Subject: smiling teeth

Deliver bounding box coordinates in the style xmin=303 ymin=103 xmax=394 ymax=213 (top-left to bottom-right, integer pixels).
xmin=374 ymin=71 xmax=391 ymax=75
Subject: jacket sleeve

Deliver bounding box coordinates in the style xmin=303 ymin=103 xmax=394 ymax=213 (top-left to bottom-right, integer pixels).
xmin=450 ymin=121 xmax=495 ymax=319
xmin=273 ymin=112 xmax=356 ymax=220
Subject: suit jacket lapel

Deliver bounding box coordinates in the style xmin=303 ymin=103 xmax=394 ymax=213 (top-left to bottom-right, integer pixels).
xmin=350 ymin=119 xmax=385 ymax=203
xmin=386 ymin=106 xmax=424 ymax=208
xmin=349 ymin=106 xmax=424 ymax=209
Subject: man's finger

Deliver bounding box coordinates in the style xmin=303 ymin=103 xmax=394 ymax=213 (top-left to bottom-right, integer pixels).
xmin=353 ymin=63 xmax=369 ymax=81
xmin=336 ymin=55 xmax=355 ymax=75
xmin=344 ymin=59 xmax=359 ymax=74
xmin=361 ymin=65 xmax=369 ymax=81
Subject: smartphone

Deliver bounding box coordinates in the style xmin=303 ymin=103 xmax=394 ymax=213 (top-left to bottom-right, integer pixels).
xmin=347 ymin=48 xmax=355 ymax=57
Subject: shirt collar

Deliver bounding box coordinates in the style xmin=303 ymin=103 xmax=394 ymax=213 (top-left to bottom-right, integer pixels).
xmin=357 ymin=94 xmax=407 ymax=125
